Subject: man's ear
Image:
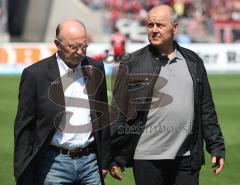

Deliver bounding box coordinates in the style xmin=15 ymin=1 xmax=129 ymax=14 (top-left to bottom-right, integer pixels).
xmin=54 ymin=39 xmax=61 ymax=50
xmin=173 ymin=22 xmax=179 ymax=34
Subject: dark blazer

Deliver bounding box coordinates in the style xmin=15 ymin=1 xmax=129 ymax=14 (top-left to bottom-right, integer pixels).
xmin=110 ymin=43 xmax=225 ymax=170
xmin=14 ymin=54 xmax=111 ymax=185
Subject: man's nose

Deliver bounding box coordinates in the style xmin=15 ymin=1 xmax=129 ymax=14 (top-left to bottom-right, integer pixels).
xmin=152 ymin=24 xmax=158 ymax=32
xmin=75 ymin=47 xmax=84 ymax=55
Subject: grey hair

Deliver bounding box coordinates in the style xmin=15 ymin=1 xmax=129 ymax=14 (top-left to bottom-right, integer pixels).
xmin=169 ymin=8 xmax=178 ymax=24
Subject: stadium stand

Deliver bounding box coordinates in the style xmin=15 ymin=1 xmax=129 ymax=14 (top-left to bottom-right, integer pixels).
xmin=82 ymin=0 xmax=240 ymax=43
xmin=5 ymin=0 xmax=240 ymax=43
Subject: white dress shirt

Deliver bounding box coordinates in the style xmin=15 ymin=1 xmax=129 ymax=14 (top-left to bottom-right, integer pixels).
xmin=51 ymin=53 xmax=94 ymax=149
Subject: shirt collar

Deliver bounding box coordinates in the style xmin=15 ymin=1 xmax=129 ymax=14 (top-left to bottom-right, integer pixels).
xmin=56 ymin=53 xmax=82 ymax=75
xmin=172 ymin=48 xmax=184 ymax=61
xmin=148 ymin=45 xmax=169 ymax=65
xmin=148 ymin=43 xmax=184 ymax=60
xmin=148 ymin=44 xmax=184 ymax=66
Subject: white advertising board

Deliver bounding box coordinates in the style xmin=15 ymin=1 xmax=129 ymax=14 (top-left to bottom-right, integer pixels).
xmin=0 ymin=43 xmax=240 ymax=75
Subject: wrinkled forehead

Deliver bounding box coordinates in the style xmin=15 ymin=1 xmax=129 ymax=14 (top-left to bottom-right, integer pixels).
xmin=147 ymin=12 xmax=170 ymax=23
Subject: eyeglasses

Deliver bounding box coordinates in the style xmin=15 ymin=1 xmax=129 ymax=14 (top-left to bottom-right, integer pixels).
xmin=68 ymin=42 xmax=88 ymax=52
xmin=58 ymin=38 xmax=88 ymax=52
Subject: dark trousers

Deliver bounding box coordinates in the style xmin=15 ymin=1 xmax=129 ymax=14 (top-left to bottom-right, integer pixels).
xmin=133 ymin=156 xmax=199 ymax=185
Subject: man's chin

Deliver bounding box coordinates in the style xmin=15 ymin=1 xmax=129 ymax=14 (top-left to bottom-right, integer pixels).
xmin=150 ymin=40 xmax=162 ymax=46
xmin=72 ymin=58 xmax=83 ymax=64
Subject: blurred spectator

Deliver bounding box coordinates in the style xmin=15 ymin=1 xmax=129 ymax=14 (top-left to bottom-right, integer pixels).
xmin=82 ymin=0 xmax=240 ymax=43
xmin=111 ymin=27 xmax=126 ymax=60
xmin=91 ymin=49 xmax=110 ymax=62
xmin=173 ymin=0 xmax=185 ymax=17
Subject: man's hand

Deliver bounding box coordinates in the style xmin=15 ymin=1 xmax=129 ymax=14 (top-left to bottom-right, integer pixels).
xmin=211 ymin=156 xmax=224 ymax=174
xmin=102 ymin=169 xmax=108 ymax=178
xmin=110 ymin=165 xmax=125 ymax=180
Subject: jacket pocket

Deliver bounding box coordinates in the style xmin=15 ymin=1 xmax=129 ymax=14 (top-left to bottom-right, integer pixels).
xmin=126 ymin=75 xmax=150 ymax=91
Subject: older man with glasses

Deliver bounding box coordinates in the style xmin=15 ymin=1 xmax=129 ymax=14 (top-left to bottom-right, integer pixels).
xmin=14 ymin=19 xmax=117 ymax=185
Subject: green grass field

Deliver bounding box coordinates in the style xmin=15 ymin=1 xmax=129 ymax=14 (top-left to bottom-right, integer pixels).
xmin=0 ymin=75 xmax=239 ymax=185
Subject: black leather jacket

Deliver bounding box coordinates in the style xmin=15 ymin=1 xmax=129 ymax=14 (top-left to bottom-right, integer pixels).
xmin=110 ymin=42 xmax=225 ymax=170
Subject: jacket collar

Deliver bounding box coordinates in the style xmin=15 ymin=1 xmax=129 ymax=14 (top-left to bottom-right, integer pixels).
xmin=148 ymin=44 xmax=171 ymax=66
xmin=47 ymin=54 xmax=61 ymax=83
xmin=47 ymin=54 xmax=65 ymax=109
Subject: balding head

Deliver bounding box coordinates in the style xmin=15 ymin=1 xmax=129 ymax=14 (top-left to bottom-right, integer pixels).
xmin=56 ymin=19 xmax=87 ymax=41
xmin=148 ymin=5 xmax=177 ymax=24
xmin=56 ymin=19 xmax=86 ymax=37
xmin=54 ymin=19 xmax=88 ymax=68
xmin=146 ymin=5 xmax=178 ymax=54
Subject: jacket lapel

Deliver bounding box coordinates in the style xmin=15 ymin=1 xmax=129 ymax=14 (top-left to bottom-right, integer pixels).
xmin=47 ymin=55 xmax=62 ymax=88
xmin=46 ymin=55 xmax=65 ymax=120
xmin=81 ymin=57 xmax=105 ymax=100
xmin=81 ymin=58 xmax=108 ymax=132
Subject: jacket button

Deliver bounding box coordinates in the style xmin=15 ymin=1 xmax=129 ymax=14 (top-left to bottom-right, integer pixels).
xmin=49 ymin=127 xmax=54 ymax=132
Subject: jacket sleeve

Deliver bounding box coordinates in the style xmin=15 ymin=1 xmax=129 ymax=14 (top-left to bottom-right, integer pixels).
xmin=110 ymin=62 xmax=132 ymax=167
xmin=200 ymin=66 xmax=225 ymax=158
xmin=94 ymin=62 xmax=112 ymax=169
xmin=14 ymin=68 xmax=37 ymax=181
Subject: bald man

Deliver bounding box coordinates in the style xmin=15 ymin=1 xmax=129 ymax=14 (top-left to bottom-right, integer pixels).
xmin=14 ymin=19 xmax=112 ymax=185
xmin=110 ymin=5 xmax=225 ymax=185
